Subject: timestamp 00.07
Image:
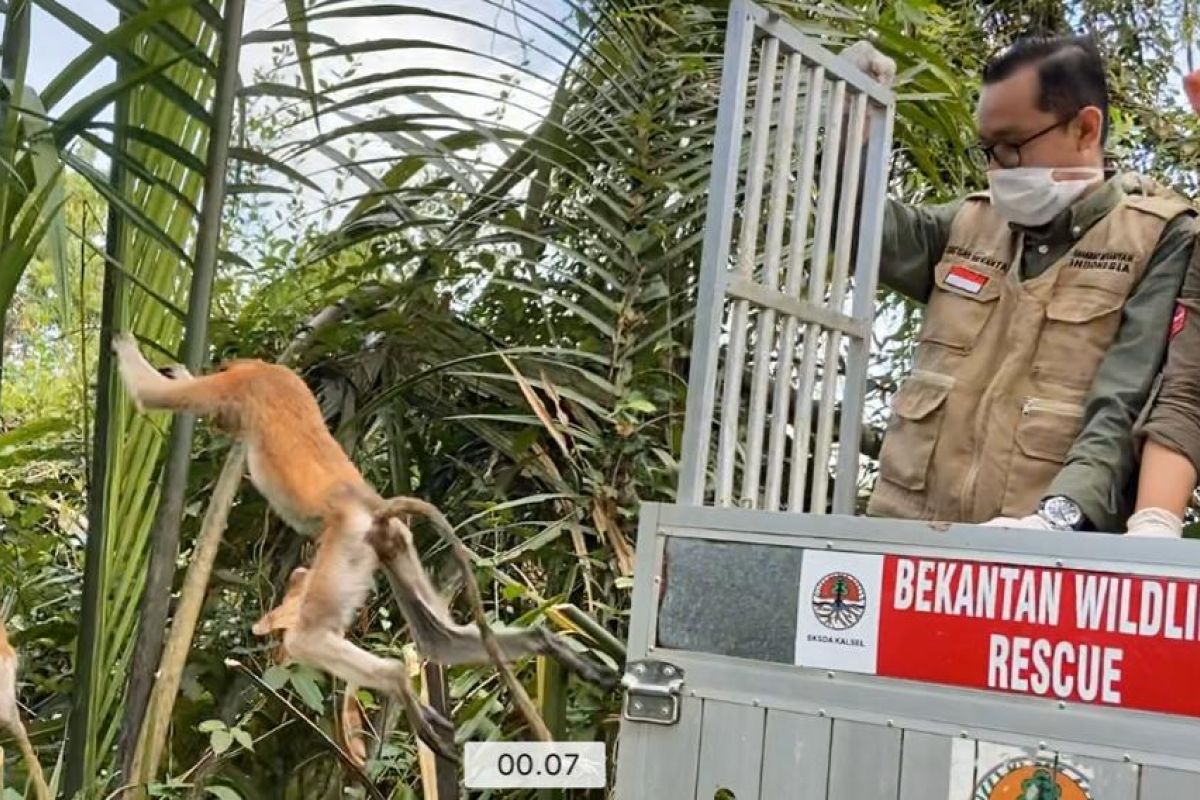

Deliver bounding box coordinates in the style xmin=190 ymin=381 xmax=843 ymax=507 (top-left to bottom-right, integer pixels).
xmin=463 ymin=742 xmax=607 ymax=788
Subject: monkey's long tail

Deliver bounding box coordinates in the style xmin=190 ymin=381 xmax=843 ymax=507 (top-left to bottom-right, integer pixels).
xmin=375 ymin=496 xmax=553 ymax=742
xmin=8 ymin=723 xmax=51 ymax=800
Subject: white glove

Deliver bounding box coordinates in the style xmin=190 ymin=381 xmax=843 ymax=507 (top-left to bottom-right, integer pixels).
xmin=981 ymin=514 xmax=1053 ymax=530
xmin=1125 ymin=507 xmax=1184 ymax=538
xmin=841 ymin=40 xmax=897 ymax=87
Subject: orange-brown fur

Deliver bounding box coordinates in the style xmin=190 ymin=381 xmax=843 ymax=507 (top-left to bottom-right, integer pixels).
xmin=0 ymin=617 xmax=51 ymax=800
xmin=113 ymin=333 xmax=615 ymax=761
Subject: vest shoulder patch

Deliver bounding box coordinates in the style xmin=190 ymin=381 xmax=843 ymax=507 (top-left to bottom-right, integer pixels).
xmin=1172 ymin=302 xmax=1188 ymax=340
xmin=1123 ymin=192 xmax=1196 ymax=221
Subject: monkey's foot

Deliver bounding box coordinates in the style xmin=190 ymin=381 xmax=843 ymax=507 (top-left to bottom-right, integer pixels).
xmin=537 ymin=628 xmax=620 ymax=690
xmin=414 ymin=704 xmax=460 ymax=764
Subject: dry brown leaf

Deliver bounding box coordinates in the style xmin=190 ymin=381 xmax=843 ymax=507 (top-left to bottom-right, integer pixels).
xmin=591 ymin=495 xmax=635 ymax=577
xmin=340 ymin=684 xmax=369 ymax=769
xmin=539 ymin=368 xmax=571 ymax=428
xmin=500 ymin=353 xmax=572 ymax=460
xmin=404 ymin=648 xmax=442 ymax=797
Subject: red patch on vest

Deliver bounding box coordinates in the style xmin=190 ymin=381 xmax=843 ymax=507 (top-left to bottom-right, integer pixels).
xmin=945 ymin=265 xmax=989 ymax=295
xmin=1171 ymin=302 xmax=1188 ymax=340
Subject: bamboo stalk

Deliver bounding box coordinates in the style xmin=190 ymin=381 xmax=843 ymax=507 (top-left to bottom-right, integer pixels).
xmin=118 ymin=0 xmax=248 ymax=778
xmin=65 ymin=7 xmax=128 ymax=790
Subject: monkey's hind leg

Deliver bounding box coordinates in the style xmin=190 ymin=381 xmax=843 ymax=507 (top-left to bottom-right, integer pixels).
xmin=371 ymin=507 xmax=619 ymax=691
xmin=383 ymin=562 xmax=618 ymax=689
xmin=6 ymin=721 xmax=51 ymax=800
xmin=283 ymin=628 xmax=459 ymax=763
xmin=0 ymin=688 xmax=50 ymax=800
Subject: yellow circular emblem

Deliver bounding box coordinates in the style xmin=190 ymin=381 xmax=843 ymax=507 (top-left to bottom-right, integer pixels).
xmin=973 ymin=757 xmax=1093 ymax=800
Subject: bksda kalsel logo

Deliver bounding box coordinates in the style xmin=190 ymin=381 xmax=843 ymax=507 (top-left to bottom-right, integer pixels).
xmin=973 ymin=757 xmax=1093 ymax=800
xmin=811 ymin=572 xmax=867 ymax=631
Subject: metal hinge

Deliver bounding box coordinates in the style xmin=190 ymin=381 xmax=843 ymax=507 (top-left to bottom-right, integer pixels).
xmin=621 ymin=659 xmax=684 ymax=725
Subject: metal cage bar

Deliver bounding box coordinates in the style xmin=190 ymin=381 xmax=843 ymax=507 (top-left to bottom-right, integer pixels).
xmin=675 ymin=0 xmax=895 ymax=513
xmin=714 ymin=34 xmax=778 ymax=506
xmin=763 ymin=64 xmax=825 ymax=512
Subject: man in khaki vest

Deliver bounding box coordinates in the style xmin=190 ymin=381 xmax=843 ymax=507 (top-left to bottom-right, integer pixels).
xmin=844 ymin=35 xmax=1197 ymax=533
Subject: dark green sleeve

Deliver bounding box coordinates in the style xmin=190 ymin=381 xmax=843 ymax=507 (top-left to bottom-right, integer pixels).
xmin=879 ymin=197 xmax=963 ymax=303
xmin=1139 ymin=244 xmax=1200 ymax=472
xmin=1045 ymin=212 xmax=1196 ymax=531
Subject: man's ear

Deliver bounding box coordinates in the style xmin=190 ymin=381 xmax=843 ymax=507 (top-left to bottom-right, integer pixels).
xmin=1074 ymin=105 xmax=1104 ymax=151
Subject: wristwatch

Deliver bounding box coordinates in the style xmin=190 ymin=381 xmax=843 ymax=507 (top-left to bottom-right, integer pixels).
xmin=1037 ymin=495 xmax=1088 ymax=531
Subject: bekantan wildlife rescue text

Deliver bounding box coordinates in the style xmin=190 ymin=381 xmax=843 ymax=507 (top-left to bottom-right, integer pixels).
xmin=875 ymin=556 xmax=1200 ymax=715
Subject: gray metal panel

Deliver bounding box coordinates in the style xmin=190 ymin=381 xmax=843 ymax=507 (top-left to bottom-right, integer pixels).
xmin=1140 ymin=765 xmax=1200 ymax=797
xmin=614 ymin=693 xmax=703 ymax=800
xmin=827 ymin=720 xmax=901 ymax=799
xmin=695 ymin=700 xmax=766 ymax=800
xmin=653 ymin=516 xmax=1200 ymax=664
xmin=650 ymin=648 xmax=1200 ymax=774
xmin=897 ymin=731 xmax=954 ymax=800
xmin=760 ymin=711 xmax=832 ymax=799
xmin=654 ymin=502 xmax=1200 ymax=577
xmin=626 ymin=503 xmax=663 ymax=659
xmin=1055 ymin=751 xmax=1137 ymax=799
xmin=657 ymin=537 xmax=803 ymax=662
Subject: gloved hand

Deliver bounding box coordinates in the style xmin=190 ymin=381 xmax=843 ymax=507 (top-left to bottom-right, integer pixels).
xmin=841 ymin=40 xmax=897 ymax=87
xmin=981 ymin=514 xmax=1053 ymax=530
xmin=1124 ymin=507 xmax=1184 ymax=538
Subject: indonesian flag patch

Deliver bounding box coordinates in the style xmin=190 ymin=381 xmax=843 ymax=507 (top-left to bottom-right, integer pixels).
xmin=945 ymin=265 xmax=990 ymax=295
xmin=1171 ymin=301 xmax=1188 ymax=340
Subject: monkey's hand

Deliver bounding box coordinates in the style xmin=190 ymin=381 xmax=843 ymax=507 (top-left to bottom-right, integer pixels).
xmin=158 ymin=363 xmax=193 ymax=380
xmin=111 ymin=331 xmax=148 ymax=412
xmin=252 ymin=567 xmax=310 ymax=637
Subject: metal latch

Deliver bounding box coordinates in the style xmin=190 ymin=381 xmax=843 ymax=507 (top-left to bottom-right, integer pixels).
xmin=621 ymin=660 xmax=684 ymax=725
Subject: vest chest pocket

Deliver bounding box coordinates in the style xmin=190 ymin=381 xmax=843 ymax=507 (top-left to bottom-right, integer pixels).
xmin=1033 ymin=286 xmax=1126 ymax=389
xmin=1001 ymin=398 xmax=1085 ymax=516
xmin=877 ymin=371 xmax=954 ymax=492
xmin=919 ymin=262 xmax=1003 ymax=351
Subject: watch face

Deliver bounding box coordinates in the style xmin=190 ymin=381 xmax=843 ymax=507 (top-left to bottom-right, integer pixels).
xmin=1043 ymin=497 xmax=1082 ymax=528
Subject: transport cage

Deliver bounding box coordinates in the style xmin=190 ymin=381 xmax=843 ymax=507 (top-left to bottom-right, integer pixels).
xmin=614 ymin=508 xmax=1200 ymax=799
xmin=612 ymin=1 xmax=1200 ymax=798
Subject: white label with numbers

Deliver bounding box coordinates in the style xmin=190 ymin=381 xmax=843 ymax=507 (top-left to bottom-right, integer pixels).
xmin=464 ymin=741 xmax=606 ymax=788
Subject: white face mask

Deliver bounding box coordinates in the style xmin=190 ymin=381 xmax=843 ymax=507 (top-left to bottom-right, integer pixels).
xmin=987 ymin=166 xmax=1105 ymax=227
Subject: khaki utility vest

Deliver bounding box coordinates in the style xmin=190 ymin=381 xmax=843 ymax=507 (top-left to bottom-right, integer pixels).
xmin=868 ymin=178 xmax=1194 ymax=523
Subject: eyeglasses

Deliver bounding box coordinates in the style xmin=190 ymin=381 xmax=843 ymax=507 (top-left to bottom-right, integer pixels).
xmin=968 ymin=118 xmax=1070 ymax=171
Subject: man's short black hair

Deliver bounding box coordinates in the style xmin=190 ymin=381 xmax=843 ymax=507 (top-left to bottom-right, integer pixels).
xmin=982 ymin=34 xmax=1109 ymax=143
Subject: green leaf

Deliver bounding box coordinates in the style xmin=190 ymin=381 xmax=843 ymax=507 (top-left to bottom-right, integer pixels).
xmin=289 ymin=672 xmax=326 ymax=714
xmin=209 ymin=728 xmax=233 ymax=755
xmin=37 ymin=0 xmax=194 ymax=108
xmin=227 ymin=146 xmax=321 ymax=192
xmin=204 ymin=787 xmax=242 ymax=800
xmin=262 ymin=665 xmax=290 ymax=690
xmin=196 ymin=719 xmax=225 ymax=734
xmin=230 ymin=726 xmax=255 ymax=752
xmin=283 ymin=0 xmax=320 ymax=128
